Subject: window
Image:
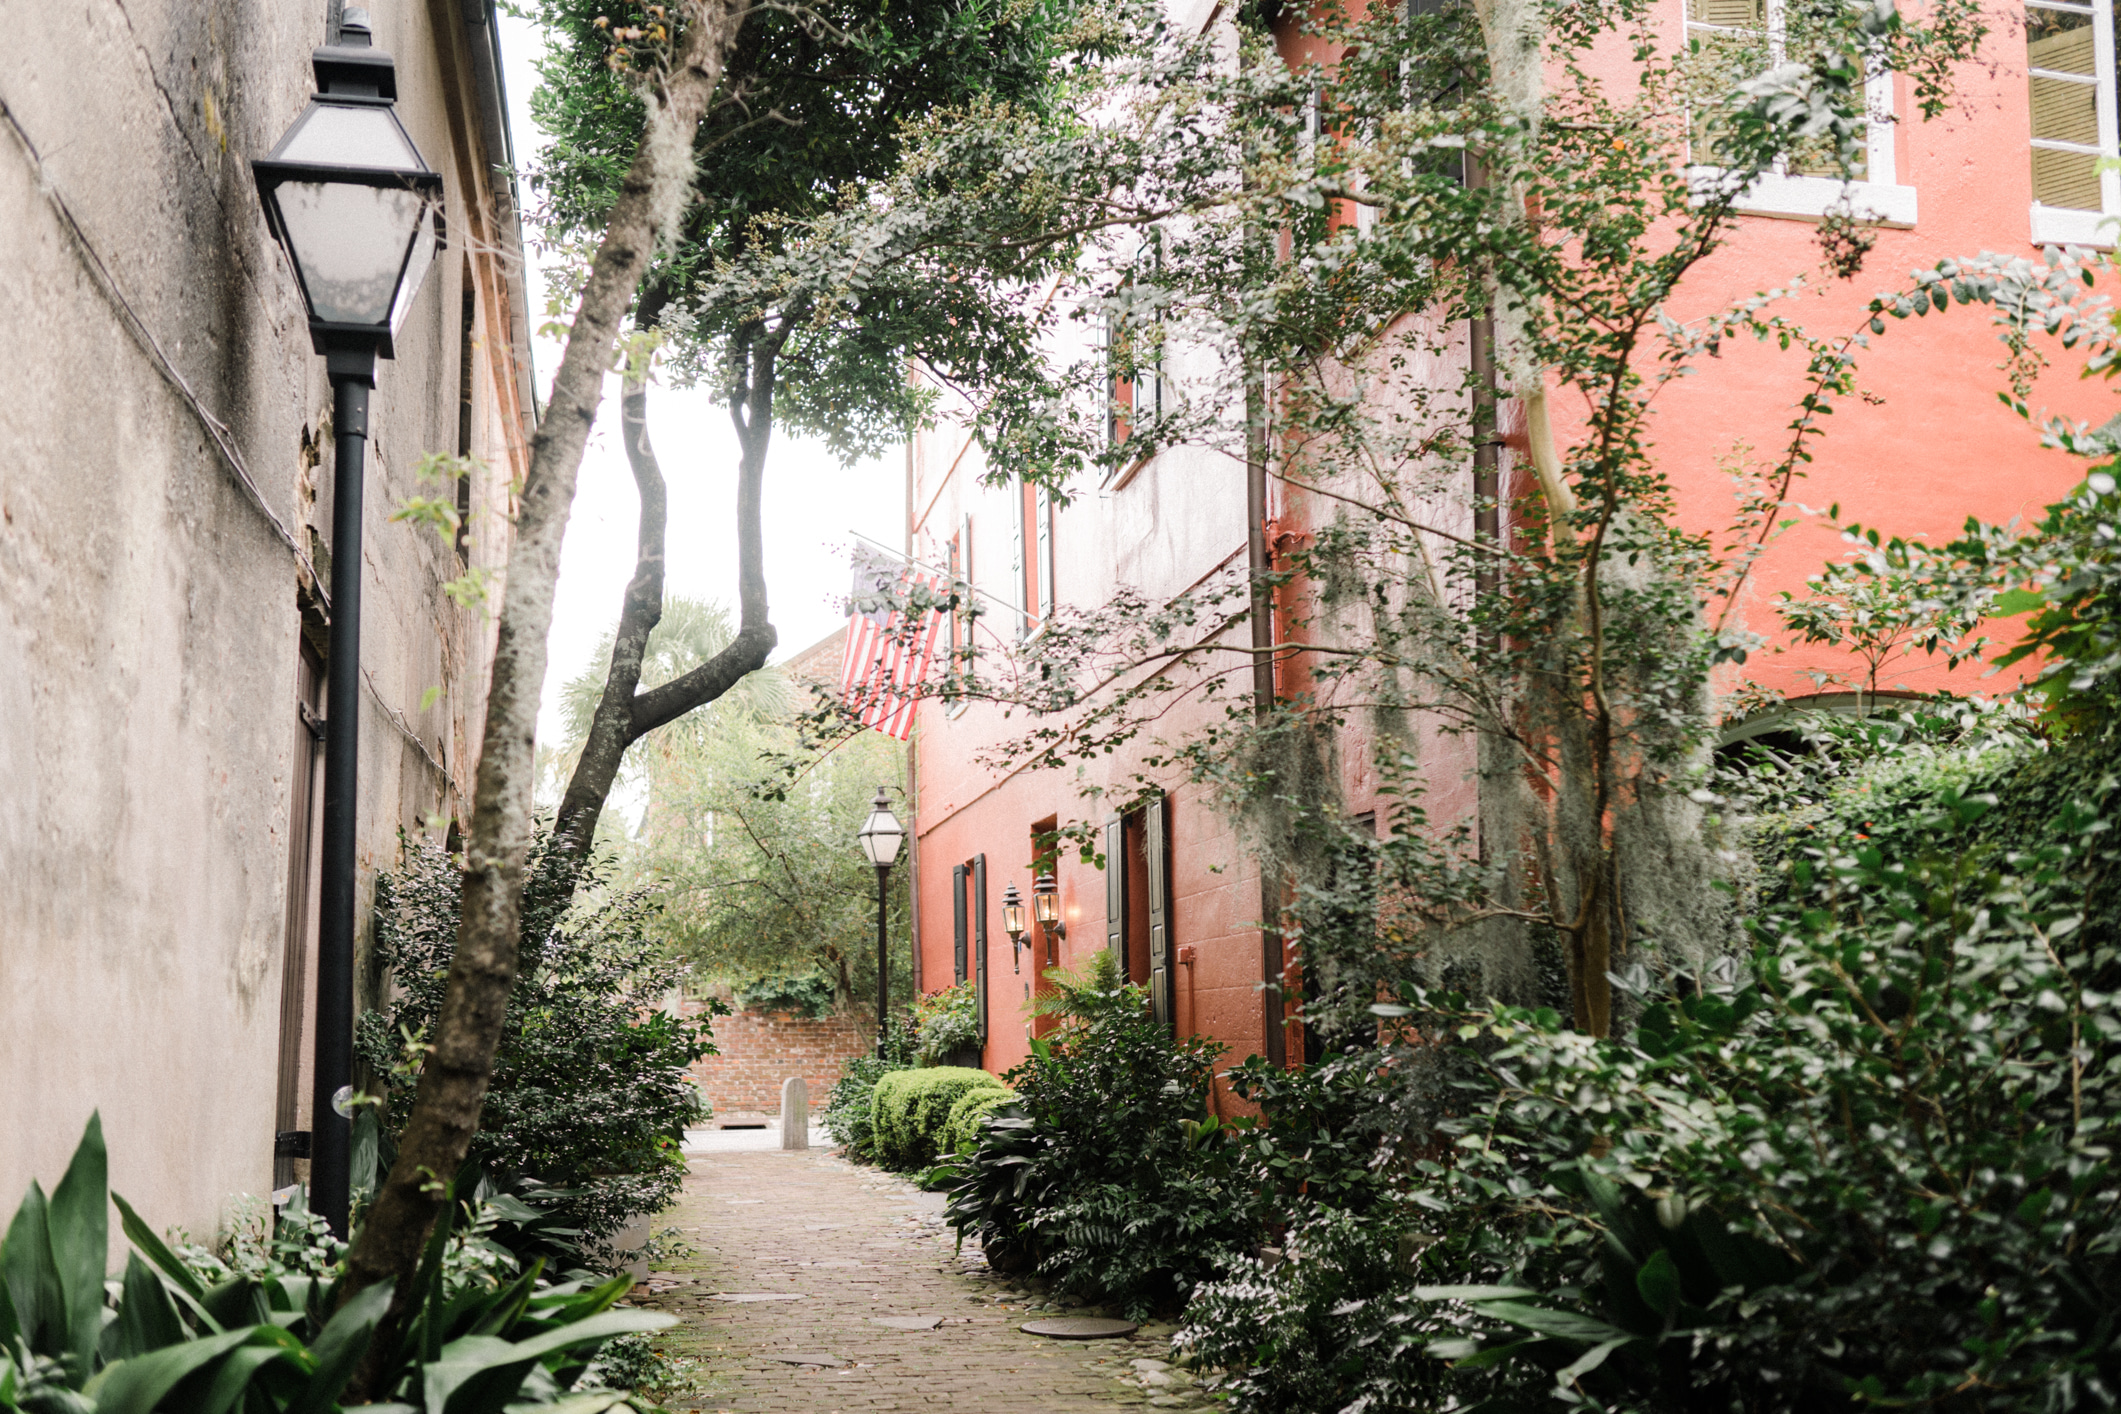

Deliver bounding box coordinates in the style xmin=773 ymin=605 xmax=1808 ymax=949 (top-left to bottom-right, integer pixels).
xmin=1011 ymin=481 xmax=1053 ymax=636
xmin=1101 ymin=233 xmax=1165 ymax=476
xmin=1684 ymin=0 xmax=1916 ymax=225
xmin=950 ymin=857 xmax=992 ymax=1049
xmin=2028 ymin=0 xmax=2120 ymax=244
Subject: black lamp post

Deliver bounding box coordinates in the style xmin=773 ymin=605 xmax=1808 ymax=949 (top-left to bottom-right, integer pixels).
xmin=252 ymin=6 xmax=442 ymax=1238
xmin=856 ymin=788 xmax=905 ymax=1059
xmin=1002 ymin=882 xmax=1027 ymax=973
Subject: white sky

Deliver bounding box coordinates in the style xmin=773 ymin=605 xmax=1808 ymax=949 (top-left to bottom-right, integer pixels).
xmin=495 ymin=15 xmax=906 ymax=746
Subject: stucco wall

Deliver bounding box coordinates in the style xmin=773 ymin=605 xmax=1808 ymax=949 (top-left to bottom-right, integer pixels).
xmin=0 ymin=0 xmax=528 ymax=1241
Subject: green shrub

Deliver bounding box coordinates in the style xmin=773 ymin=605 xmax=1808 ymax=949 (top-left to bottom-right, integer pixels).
xmin=871 ymin=1066 xmax=1006 ymax=1170
xmin=357 ymin=830 xmax=717 ymax=1259
xmin=1179 ymin=729 xmax=2121 ymax=1412
xmin=940 ymin=1084 xmax=1016 ymax=1158
xmin=733 ymin=970 xmax=837 ymax=1018
xmin=910 ymin=980 xmax=982 ymax=1064
xmin=946 ymin=951 xmax=1259 ymax=1319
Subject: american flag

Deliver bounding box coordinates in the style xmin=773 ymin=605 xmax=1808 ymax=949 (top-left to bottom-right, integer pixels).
xmin=839 ymin=548 xmax=945 ymax=740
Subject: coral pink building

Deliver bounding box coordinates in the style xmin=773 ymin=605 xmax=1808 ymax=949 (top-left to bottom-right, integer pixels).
xmin=899 ymin=0 xmax=2120 ymax=1089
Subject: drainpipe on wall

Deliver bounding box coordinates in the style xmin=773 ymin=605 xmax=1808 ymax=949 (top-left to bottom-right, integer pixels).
xmin=904 ymin=435 xmax=921 ymax=994
xmin=458 ymin=0 xmax=541 ymax=428
xmin=1467 ymin=147 xmax=1502 ymax=873
xmin=1246 ymin=359 xmax=1286 ymax=1068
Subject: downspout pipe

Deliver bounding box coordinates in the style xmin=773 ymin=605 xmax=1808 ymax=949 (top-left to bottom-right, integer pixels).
xmin=1246 ymin=364 xmax=1285 ymax=1068
xmin=313 ymin=348 xmax=375 ymax=1237
xmin=460 ymin=0 xmax=540 ymax=426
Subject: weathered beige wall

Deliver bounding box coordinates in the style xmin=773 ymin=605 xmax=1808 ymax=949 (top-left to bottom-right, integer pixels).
xmin=0 ymin=0 xmax=529 ymax=1242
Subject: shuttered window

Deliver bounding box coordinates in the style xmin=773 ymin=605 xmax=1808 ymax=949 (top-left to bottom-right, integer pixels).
xmin=1684 ymin=0 xmax=1876 ymax=179
xmin=2029 ymin=0 xmax=2116 ymax=212
xmin=1105 ymin=799 xmax=1174 ymax=1031
xmin=1681 ymin=0 xmax=1913 ymax=226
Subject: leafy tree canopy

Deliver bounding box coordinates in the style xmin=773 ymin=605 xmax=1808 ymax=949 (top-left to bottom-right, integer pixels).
xmin=524 ymin=0 xmax=1088 ymax=458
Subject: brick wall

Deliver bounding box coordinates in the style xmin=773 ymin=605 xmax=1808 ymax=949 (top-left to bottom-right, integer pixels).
xmin=683 ymin=1002 xmax=874 ymax=1118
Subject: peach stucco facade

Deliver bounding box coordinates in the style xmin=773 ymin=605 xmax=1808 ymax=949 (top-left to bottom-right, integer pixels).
xmin=904 ymin=0 xmax=2117 ymax=1087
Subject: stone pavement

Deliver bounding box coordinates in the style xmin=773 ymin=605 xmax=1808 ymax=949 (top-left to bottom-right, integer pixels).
xmin=631 ymin=1139 xmax=1208 ymax=1412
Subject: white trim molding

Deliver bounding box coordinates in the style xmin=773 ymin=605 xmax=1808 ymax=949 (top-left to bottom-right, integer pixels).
xmin=2031 ymin=202 xmax=2119 ymax=246
xmin=1689 ymin=167 xmax=1919 ymax=227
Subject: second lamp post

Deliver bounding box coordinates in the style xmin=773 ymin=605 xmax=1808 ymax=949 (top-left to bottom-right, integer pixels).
xmin=856 ymin=788 xmax=905 ymax=1059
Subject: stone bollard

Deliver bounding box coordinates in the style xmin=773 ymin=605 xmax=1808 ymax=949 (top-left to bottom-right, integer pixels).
xmin=779 ymin=1076 xmax=809 ymax=1150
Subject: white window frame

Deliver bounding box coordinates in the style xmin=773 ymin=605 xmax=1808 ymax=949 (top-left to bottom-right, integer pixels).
xmin=1684 ymin=0 xmax=1917 ymax=227
xmin=2027 ymin=0 xmax=2121 ymax=246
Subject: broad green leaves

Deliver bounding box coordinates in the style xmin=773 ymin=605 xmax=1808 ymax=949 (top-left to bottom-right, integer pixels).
xmin=0 ymin=1116 xmax=674 ymax=1412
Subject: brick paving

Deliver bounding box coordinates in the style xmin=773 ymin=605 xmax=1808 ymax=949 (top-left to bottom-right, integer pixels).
xmin=633 ymin=1142 xmax=1195 ymax=1412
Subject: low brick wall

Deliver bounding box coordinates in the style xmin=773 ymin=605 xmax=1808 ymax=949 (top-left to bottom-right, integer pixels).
xmin=684 ymin=1003 xmax=873 ymax=1119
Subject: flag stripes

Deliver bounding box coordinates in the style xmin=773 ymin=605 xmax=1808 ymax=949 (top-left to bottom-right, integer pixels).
xmin=839 ymin=568 xmax=944 ymax=740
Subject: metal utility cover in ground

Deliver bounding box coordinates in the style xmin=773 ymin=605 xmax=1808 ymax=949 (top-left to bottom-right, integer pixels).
xmin=1020 ymin=1317 xmax=1140 ymax=1339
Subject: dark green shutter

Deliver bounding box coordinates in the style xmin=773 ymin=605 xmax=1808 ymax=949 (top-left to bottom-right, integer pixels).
xmin=952 ymin=864 xmax=968 ymax=983
xmin=1147 ymin=794 xmax=1172 ymax=1029
xmin=973 ymin=854 xmax=989 ymax=1043
xmin=1105 ymin=815 xmax=1125 ymax=966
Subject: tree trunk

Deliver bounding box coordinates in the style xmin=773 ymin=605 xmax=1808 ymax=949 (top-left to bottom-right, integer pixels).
xmin=338 ymin=5 xmax=742 ymax=1392
xmin=549 ymin=307 xmax=793 ymax=874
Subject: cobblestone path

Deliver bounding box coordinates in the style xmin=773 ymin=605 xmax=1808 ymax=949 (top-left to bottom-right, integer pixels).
xmin=633 ymin=1143 xmax=1202 ymax=1412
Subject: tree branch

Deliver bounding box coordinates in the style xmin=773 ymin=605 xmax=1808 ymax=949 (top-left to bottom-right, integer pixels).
xmin=339 ymin=5 xmax=743 ymax=1392
xmin=552 ymin=286 xmax=676 ymax=867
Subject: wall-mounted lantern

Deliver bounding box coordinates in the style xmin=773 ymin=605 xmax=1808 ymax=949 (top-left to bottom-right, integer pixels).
xmin=1002 ymin=881 xmax=1027 ymax=973
xmin=1033 ymin=871 xmax=1064 ymax=961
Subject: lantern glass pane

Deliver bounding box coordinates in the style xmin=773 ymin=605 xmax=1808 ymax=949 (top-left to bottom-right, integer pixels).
xmin=857 ymin=803 xmax=902 ymax=866
xmin=275 ymin=102 xmax=421 ymax=168
xmin=277 ymin=181 xmax=422 ymax=325
xmin=389 ymin=202 xmax=438 ymax=335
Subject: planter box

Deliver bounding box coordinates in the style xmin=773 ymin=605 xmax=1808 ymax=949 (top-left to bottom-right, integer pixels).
xmin=941 ymin=1046 xmax=983 ymax=1070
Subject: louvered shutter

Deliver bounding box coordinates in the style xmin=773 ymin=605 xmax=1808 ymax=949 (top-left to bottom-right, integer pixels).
xmin=1105 ymin=815 xmax=1126 ymax=966
xmin=952 ymin=864 xmax=968 ymax=983
xmin=1147 ymin=794 xmax=1171 ymax=1029
xmin=973 ymin=854 xmax=989 ymax=1043
xmin=1037 ymin=488 xmax=1054 ymax=620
